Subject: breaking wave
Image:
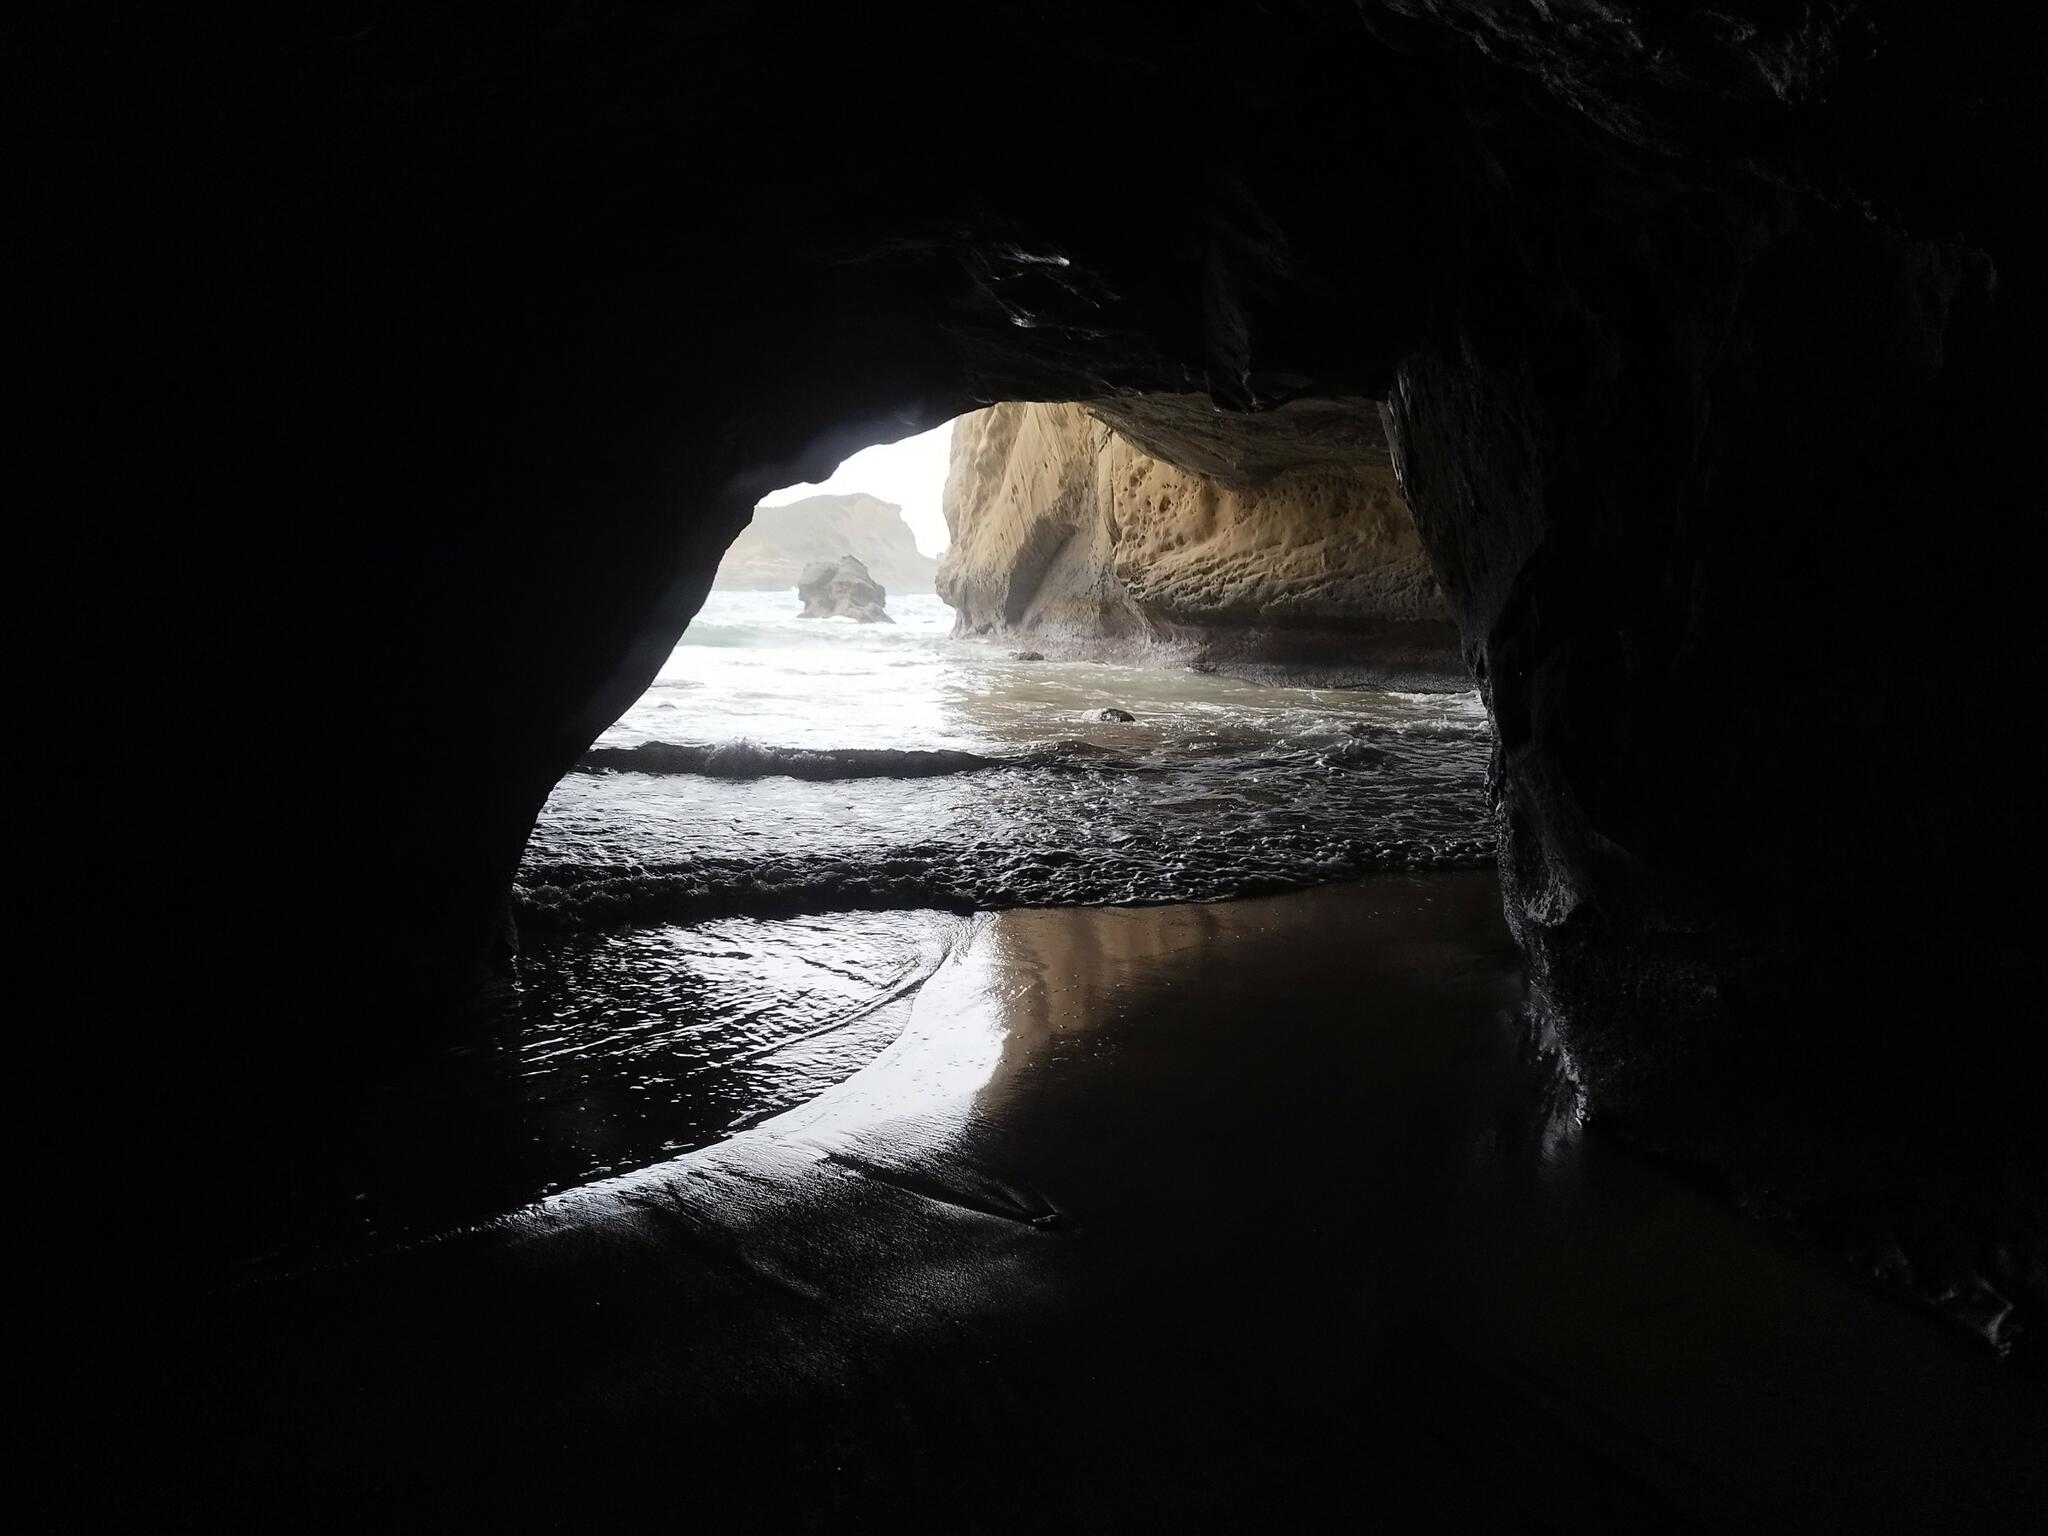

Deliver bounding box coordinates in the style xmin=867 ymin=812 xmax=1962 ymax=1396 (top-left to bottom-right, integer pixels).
xmin=528 ymin=603 xmax=1500 ymax=930
xmin=577 ymin=739 xmax=1124 ymax=781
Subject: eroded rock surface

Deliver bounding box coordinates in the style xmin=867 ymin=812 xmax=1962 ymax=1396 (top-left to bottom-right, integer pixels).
xmin=798 ymin=554 xmax=891 ymax=622
xmin=939 ymin=400 xmax=1459 ymax=685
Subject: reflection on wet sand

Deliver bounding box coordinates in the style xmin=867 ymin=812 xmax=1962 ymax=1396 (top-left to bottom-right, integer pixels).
xmin=57 ymin=875 xmax=2047 ymax=1531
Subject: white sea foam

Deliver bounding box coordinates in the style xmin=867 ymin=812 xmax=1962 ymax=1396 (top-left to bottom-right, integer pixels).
xmin=525 ymin=589 xmax=1496 ymax=925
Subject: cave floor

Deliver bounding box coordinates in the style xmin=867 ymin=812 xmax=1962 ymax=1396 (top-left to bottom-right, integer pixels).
xmin=44 ymin=874 xmax=2047 ymax=1532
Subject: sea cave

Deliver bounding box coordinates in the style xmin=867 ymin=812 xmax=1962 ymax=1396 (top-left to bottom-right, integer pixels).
xmin=21 ymin=4 xmax=2047 ymax=1530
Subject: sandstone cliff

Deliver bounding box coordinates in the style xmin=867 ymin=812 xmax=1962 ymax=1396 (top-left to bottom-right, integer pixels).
xmin=938 ymin=400 xmax=1460 ymax=685
xmin=715 ymin=493 xmax=937 ymax=594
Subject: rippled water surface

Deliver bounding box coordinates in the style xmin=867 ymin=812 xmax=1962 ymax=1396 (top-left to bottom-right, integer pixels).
xmin=321 ymin=911 xmax=963 ymax=1236
xmin=522 ymin=593 xmax=1494 ymax=927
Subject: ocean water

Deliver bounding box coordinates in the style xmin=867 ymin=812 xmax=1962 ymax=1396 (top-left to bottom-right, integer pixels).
xmin=522 ymin=592 xmax=1494 ymax=926
xmin=313 ymin=591 xmax=1494 ymax=1249
xmin=466 ymin=594 xmax=1491 ymax=1191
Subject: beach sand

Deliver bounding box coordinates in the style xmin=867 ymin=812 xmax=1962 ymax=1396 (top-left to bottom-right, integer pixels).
xmin=46 ymin=873 xmax=2046 ymax=1530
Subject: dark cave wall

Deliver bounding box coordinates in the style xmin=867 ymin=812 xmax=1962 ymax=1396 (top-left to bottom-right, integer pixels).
xmin=1382 ymin=109 xmax=2042 ymax=1323
xmin=32 ymin=3 xmax=1444 ymax=1025
xmin=22 ymin=2 xmax=2044 ymax=1308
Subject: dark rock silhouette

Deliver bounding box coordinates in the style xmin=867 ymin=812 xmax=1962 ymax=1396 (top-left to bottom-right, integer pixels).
xmin=797 ymin=554 xmax=891 ymax=622
xmin=22 ymin=1 xmax=2046 ymax=1364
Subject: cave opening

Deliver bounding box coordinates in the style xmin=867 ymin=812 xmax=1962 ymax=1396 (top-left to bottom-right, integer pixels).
xmin=27 ymin=4 xmax=2048 ymax=1524
xmin=312 ymin=398 xmax=1502 ymax=1258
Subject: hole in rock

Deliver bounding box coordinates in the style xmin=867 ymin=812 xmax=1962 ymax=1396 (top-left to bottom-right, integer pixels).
xmin=301 ymin=402 xmax=1499 ymax=1257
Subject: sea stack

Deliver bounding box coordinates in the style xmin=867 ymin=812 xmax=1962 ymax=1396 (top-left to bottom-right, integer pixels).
xmin=797 ymin=554 xmax=892 ymax=623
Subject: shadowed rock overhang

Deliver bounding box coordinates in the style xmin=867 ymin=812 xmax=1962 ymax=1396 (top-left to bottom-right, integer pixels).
xmin=22 ymin=2 xmax=2045 ymax=1339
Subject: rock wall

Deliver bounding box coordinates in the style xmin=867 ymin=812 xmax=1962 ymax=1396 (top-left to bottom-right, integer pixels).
xmin=938 ymin=400 xmax=1460 ymax=685
xmin=715 ymin=493 xmax=936 ymax=594
xmin=26 ymin=2 xmax=2045 ymax=1332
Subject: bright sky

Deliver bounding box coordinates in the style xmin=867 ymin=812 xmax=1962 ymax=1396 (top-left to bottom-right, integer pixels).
xmin=759 ymin=418 xmax=956 ymax=556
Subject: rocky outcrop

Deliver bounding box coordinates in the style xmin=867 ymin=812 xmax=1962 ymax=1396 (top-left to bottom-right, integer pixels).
xmin=715 ymin=493 xmax=936 ymax=595
xmin=797 ymin=554 xmax=891 ymax=622
xmin=939 ymin=400 xmax=1459 ymax=685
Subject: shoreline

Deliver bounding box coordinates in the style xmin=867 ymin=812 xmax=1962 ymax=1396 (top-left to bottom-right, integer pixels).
xmin=948 ymin=624 xmax=1474 ymax=693
xmin=46 ymin=874 xmax=2046 ymax=1529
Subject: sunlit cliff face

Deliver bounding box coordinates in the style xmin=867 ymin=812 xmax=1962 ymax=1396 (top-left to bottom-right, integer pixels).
xmin=937 ymin=400 xmax=1457 ymax=681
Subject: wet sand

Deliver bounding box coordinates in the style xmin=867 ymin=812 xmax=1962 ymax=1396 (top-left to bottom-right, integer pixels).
xmin=44 ymin=874 xmax=2047 ymax=1531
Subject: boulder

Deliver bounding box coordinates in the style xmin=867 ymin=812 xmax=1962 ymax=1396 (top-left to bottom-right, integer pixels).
xmin=797 ymin=554 xmax=892 ymax=623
